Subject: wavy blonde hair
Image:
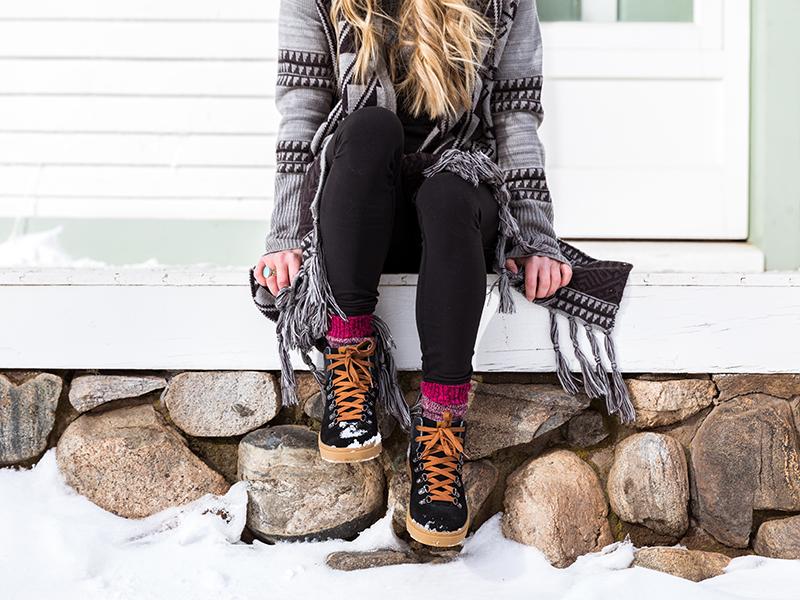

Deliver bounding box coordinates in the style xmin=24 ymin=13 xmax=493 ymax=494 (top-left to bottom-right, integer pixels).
xmin=330 ymin=0 xmax=494 ymax=121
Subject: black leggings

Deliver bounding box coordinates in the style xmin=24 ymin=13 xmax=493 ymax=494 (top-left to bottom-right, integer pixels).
xmin=319 ymin=106 xmax=499 ymax=385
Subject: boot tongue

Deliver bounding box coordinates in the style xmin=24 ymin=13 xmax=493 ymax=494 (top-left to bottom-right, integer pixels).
xmin=437 ymin=410 xmax=453 ymax=428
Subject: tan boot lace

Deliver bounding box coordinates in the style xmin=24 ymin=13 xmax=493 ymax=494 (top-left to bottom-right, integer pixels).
xmin=414 ymin=411 xmax=468 ymax=503
xmin=324 ymin=338 xmax=376 ymax=423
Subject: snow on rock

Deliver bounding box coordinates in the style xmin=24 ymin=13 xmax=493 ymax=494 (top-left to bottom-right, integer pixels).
xmin=56 ymin=404 xmax=229 ymax=518
xmin=1 ymin=450 xmax=800 ymax=599
xmin=502 ymin=449 xmax=613 ymax=568
xmin=632 ymin=546 xmax=730 ymax=582
xmin=238 ymin=425 xmax=385 ymax=541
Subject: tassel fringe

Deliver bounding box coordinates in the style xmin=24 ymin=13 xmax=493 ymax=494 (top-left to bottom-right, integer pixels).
xmin=549 ymin=311 xmax=580 ymax=395
xmin=371 ymin=315 xmax=411 ymax=430
xmin=603 ymin=331 xmax=636 ymax=423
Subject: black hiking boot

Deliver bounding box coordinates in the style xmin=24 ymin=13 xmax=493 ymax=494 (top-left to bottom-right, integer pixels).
xmin=406 ymin=401 xmax=469 ymax=546
xmin=318 ymin=338 xmax=382 ymax=462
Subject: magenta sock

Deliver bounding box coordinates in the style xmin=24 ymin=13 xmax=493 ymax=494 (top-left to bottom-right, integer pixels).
xmin=420 ymin=380 xmax=471 ymax=421
xmin=326 ymin=313 xmax=374 ymax=347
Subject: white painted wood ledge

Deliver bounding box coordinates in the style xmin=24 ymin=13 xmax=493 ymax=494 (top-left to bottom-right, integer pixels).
xmin=1 ymin=268 xmax=798 ymax=373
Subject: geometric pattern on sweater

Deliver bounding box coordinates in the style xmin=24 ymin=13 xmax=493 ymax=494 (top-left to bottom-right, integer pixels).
xmin=490 ymin=76 xmax=543 ymax=114
xmin=276 ymin=140 xmax=314 ymax=174
xmin=277 ymin=49 xmax=335 ymax=91
xmin=504 ymin=167 xmax=551 ymax=204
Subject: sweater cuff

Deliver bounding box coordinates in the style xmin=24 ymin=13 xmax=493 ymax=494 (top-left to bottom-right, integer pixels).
xmin=264 ymin=235 xmax=303 ymax=255
xmin=506 ymin=235 xmax=569 ymax=265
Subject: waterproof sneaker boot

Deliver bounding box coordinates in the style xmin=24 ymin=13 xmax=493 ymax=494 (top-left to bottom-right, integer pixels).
xmin=406 ymin=401 xmax=469 ymax=547
xmin=318 ymin=338 xmax=382 ymax=463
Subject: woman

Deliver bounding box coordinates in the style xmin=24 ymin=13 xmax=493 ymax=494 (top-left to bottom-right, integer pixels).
xmin=250 ymin=0 xmax=634 ymax=547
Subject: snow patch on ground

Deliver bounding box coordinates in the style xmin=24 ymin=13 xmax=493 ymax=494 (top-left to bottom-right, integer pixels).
xmin=1 ymin=451 xmax=799 ymax=600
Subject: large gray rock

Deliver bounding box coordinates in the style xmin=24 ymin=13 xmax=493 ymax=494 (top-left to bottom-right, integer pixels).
xmin=164 ymin=371 xmax=280 ymax=437
xmin=690 ymin=394 xmax=800 ymax=547
xmin=69 ymin=374 xmax=166 ymax=413
xmin=239 ymin=425 xmax=385 ymax=541
xmin=56 ymin=404 xmax=229 ymax=518
xmin=607 ymin=433 xmax=689 ymax=537
xmin=632 ymin=547 xmax=730 ymax=582
xmin=714 ymin=374 xmax=800 ymax=403
xmin=466 ymin=382 xmax=589 ymax=458
xmin=502 ymin=450 xmax=613 ymax=568
xmin=389 ymin=458 xmax=498 ymax=535
xmin=0 ymin=373 xmax=62 ymax=465
xmin=754 ymin=515 xmax=800 ymax=559
xmin=627 ymin=377 xmax=717 ymax=428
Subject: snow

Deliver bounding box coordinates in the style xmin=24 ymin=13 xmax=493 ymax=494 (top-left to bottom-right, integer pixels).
xmin=0 ymin=226 xmax=164 ymax=268
xmin=1 ymin=451 xmax=799 ymax=600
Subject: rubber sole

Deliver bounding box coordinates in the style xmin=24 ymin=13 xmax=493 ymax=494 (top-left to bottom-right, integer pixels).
xmin=405 ymin=511 xmax=470 ymax=547
xmin=318 ymin=434 xmax=382 ymax=463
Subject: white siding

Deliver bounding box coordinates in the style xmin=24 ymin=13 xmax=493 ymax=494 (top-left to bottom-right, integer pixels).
xmin=0 ymin=0 xmax=750 ymax=241
xmin=0 ymin=1 xmax=280 ymax=220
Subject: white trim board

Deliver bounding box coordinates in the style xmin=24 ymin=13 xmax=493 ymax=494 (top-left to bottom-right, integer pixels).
xmin=1 ymin=268 xmax=798 ymax=373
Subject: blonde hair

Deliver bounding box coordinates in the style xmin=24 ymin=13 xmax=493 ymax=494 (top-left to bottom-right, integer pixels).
xmin=330 ymin=0 xmax=494 ymax=121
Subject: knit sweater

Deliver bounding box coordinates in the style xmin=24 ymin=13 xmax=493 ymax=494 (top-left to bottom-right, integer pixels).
xmin=265 ymin=0 xmax=564 ymax=264
xmin=250 ymin=0 xmax=636 ymax=429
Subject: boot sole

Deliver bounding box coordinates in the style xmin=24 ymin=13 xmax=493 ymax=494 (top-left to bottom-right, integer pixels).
xmin=318 ymin=435 xmax=382 ymax=463
xmin=405 ymin=511 xmax=470 ymax=547
xmin=404 ymin=462 xmax=469 ymax=547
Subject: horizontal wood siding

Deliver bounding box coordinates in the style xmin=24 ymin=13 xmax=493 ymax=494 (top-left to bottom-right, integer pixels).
xmin=0 ymin=1 xmax=280 ymax=220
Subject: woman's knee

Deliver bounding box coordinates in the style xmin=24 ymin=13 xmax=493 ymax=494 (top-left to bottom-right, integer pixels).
xmin=337 ymin=106 xmax=404 ymax=153
xmin=416 ymin=172 xmax=480 ymax=226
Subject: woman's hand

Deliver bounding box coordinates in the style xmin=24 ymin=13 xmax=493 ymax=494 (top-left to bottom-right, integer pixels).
xmin=255 ymin=249 xmax=303 ymax=297
xmin=505 ymin=255 xmax=573 ymax=301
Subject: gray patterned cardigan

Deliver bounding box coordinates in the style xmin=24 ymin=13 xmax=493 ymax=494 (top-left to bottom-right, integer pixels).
xmin=249 ymin=0 xmax=636 ymax=429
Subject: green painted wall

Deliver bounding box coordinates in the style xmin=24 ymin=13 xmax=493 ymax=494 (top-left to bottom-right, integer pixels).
xmin=749 ymin=0 xmax=800 ymax=270
xmin=618 ymin=0 xmax=693 ymax=22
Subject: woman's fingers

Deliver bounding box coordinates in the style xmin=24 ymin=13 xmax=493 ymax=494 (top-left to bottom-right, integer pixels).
xmin=264 ymin=257 xmax=281 ymax=297
xmin=524 ymin=260 xmax=538 ymax=301
xmin=560 ymin=262 xmax=573 ymax=287
xmin=505 ymin=258 xmax=519 ymax=274
xmin=548 ymin=261 xmax=562 ymax=297
xmin=536 ymin=259 xmax=551 ymax=299
xmin=287 ymin=250 xmax=302 ymax=285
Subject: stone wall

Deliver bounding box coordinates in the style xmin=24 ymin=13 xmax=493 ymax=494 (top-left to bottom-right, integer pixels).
xmin=2 ymin=369 xmax=799 ymax=577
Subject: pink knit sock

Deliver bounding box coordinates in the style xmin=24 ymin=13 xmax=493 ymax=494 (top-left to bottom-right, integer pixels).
xmin=420 ymin=380 xmax=471 ymax=422
xmin=326 ymin=313 xmax=374 ymax=347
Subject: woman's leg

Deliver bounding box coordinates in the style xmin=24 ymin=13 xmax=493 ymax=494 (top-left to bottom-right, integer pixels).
xmin=319 ymin=106 xmax=405 ymax=345
xmin=414 ymin=171 xmax=499 ymax=419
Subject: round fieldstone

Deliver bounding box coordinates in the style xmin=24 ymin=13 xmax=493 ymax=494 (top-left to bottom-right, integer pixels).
xmin=69 ymin=374 xmax=166 ymax=413
xmin=633 ymin=547 xmax=730 ymax=582
xmin=56 ymin=404 xmax=229 ymax=518
xmin=238 ymin=425 xmax=385 ymax=541
xmin=607 ymin=432 xmax=689 ymax=537
xmin=0 ymin=372 xmax=62 ymax=465
xmin=754 ymin=515 xmax=800 ymax=559
xmin=690 ymin=394 xmax=800 ymax=547
xmin=164 ymin=371 xmax=280 ymax=437
xmin=502 ymin=449 xmax=613 ymax=568
xmin=325 ymin=550 xmax=419 ymax=571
